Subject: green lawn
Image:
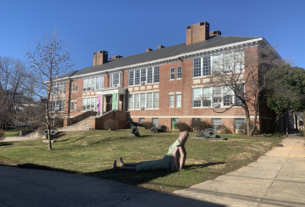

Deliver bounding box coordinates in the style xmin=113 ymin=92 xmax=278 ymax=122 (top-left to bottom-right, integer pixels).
xmin=0 ymin=129 xmax=283 ymax=193
xmin=4 ymin=129 xmax=19 ymax=137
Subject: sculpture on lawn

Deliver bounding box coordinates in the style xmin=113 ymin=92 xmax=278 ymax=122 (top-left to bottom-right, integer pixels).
xmin=195 ymin=128 xmax=228 ymax=140
xmin=127 ymin=121 xmax=146 ymax=137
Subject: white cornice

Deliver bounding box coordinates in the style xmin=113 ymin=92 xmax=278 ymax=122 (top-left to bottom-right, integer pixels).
xmin=52 ymin=37 xmax=263 ymax=82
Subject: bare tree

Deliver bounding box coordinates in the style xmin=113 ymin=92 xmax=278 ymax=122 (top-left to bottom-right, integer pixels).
xmin=202 ymin=42 xmax=283 ymax=136
xmin=25 ymin=28 xmax=74 ymax=150
xmin=0 ymin=57 xmax=29 ymax=130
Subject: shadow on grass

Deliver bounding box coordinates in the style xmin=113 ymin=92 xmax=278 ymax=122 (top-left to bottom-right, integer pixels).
xmin=184 ymin=162 xmax=227 ymax=170
xmin=0 ymin=142 xmax=14 ymax=147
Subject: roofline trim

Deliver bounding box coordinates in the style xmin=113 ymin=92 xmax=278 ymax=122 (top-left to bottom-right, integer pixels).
xmin=52 ymin=37 xmax=264 ymax=82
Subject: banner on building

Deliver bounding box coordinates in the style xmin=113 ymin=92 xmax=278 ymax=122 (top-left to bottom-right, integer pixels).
xmin=97 ymin=94 xmax=101 ymax=110
xmin=112 ymin=93 xmax=117 ymax=110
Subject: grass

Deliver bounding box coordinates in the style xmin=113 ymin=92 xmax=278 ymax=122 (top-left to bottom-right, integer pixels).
xmin=3 ymin=129 xmax=19 ymax=137
xmin=0 ymin=129 xmax=283 ymax=193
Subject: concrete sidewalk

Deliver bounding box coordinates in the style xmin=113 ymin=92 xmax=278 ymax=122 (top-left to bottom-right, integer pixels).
xmin=174 ymin=135 xmax=305 ymax=207
xmin=0 ymin=137 xmax=40 ymax=142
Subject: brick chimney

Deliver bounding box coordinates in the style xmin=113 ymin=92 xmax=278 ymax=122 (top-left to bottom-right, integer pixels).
xmin=146 ymin=48 xmax=153 ymax=52
xmin=157 ymin=45 xmax=165 ymax=49
xmin=209 ymin=30 xmax=222 ymax=38
xmin=109 ymin=55 xmax=123 ymax=61
xmin=93 ymin=50 xmax=108 ymax=66
xmin=186 ymin=21 xmax=210 ymax=45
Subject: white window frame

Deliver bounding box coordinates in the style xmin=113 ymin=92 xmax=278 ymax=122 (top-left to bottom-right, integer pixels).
xmin=129 ymin=66 xmax=160 ymax=86
xmin=177 ymin=66 xmax=182 ymax=79
xmin=176 ymin=94 xmax=181 ymax=107
xmin=170 ymin=67 xmax=175 ymax=80
xmin=111 ymin=73 xmax=121 ymax=87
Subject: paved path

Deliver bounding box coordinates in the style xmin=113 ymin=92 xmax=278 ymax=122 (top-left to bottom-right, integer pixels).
xmin=174 ymin=135 xmax=305 ymax=207
xmin=0 ymin=137 xmax=40 ymax=142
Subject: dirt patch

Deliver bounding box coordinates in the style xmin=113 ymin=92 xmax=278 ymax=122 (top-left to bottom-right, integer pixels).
xmin=229 ymin=152 xmax=254 ymax=160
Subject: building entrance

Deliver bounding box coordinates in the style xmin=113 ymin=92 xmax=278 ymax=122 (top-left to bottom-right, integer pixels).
xmin=106 ymin=96 xmax=112 ymax=112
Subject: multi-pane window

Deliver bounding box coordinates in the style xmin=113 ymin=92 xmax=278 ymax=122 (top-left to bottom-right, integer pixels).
xmin=129 ymin=71 xmax=134 ymax=86
xmin=128 ymin=94 xmax=134 ymax=110
xmin=153 ymin=92 xmax=159 ymax=108
xmin=213 ymin=86 xmax=222 ymax=105
xmin=177 ymin=66 xmax=182 ymax=79
xmin=154 ymin=67 xmax=160 ymax=83
xmin=139 ymin=118 xmax=145 ymax=123
xmin=193 ymin=88 xmax=202 ymax=107
xmin=134 ymin=94 xmax=140 ymax=109
xmin=152 ymin=118 xmax=159 ymax=127
xmin=51 ymin=82 xmax=66 ymax=95
xmin=193 ymin=85 xmax=243 ymax=107
xmin=147 ymin=92 xmax=153 ymax=108
xmin=202 ymin=87 xmax=212 ymax=106
xmin=203 ymin=56 xmax=211 ymax=76
xmin=192 ymin=118 xmax=201 ymax=122
xmin=70 ymin=101 xmax=77 ymax=111
xmin=128 ymin=66 xmax=160 ymax=86
xmin=111 ymin=73 xmax=121 ymax=87
xmin=170 ymin=67 xmax=175 ymax=80
xmin=193 ymin=58 xmax=201 ymax=77
xmin=212 ymin=118 xmax=222 ymax=130
xmin=234 ymin=118 xmax=245 ymax=130
xmin=147 ymin=67 xmax=153 ymax=83
xmin=72 ymin=83 xmax=78 ymax=92
xmin=176 ymin=94 xmax=181 ymax=107
xmin=193 ymin=51 xmax=244 ymax=77
xmin=74 ymin=101 xmax=77 ymax=111
xmin=135 ymin=70 xmax=140 ymax=85
xmin=128 ymin=92 xmax=159 ymax=110
xmin=50 ymin=99 xmax=65 ymax=112
xmin=82 ymin=97 xmax=97 ymax=111
xmin=169 ymin=95 xmax=174 ymax=107
xmin=213 ymin=54 xmax=223 ymax=74
xmin=141 ymin=68 xmax=146 ymax=82
xmin=83 ymin=76 xmax=104 ymax=91
xmin=140 ymin=93 xmax=146 ymax=108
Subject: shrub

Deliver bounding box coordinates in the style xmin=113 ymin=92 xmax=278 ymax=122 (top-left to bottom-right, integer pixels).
xmin=190 ymin=121 xmax=211 ymax=132
xmin=37 ymin=126 xmax=47 ymax=133
xmin=104 ymin=119 xmax=119 ymax=130
xmin=174 ymin=122 xmax=192 ymax=132
xmin=0 ymin=129 xmax=5 ymax=139
xmin=216 ymin=125 xmax=232 ymax=134
xmin=238 ymin=122 xmax=260 ymax=135
xmin=142 ymin=122 xmax=154 ymax=130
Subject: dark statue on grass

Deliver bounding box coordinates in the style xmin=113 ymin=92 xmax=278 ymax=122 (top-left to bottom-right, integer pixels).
xmin=195 ymin=128 xmax=228 ymax=140
xmin=127 ymin=121 xmax=146 ymax=137
xmin=151 ymin=125 xmax=167 ymax=133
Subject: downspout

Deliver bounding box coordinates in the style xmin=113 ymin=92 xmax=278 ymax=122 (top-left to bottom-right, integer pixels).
xmin=106 ymin=71 xmax=109 ymax=88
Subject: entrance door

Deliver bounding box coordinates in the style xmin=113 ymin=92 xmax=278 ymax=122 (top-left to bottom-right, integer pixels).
xmin=106 ymin=96 xmax=112 ymax=112
xmin=171 ymin=118 xmax=179 ymax=129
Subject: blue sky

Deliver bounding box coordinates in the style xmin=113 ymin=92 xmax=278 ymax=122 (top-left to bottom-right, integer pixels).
xmin=1 ymin=0 xmax=304 ymax=71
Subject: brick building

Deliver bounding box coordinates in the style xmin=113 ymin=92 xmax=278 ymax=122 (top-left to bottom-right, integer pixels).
xmin=51 ymin=21 xmax=277 ymax=132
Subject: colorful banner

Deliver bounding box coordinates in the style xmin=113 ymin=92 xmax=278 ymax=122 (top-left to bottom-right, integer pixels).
xmin=97 ymin=94 xmax=101 ymax=110
xmin=112 ymin=93 xmax=117 ymax=110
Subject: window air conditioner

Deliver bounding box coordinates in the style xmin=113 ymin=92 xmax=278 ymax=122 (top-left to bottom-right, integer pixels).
xmin=113 ymin=84 xmax=118 ymax=87
xmin=140 ymin=107 xmax=145 ymax=110
xmin=212 ymin=103 xmax=221 ymax=108
xmin=141 ymin=81 xmax=146 ymax=85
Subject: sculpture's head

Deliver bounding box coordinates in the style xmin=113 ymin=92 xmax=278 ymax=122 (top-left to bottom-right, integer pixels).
xmin=178 ymin=131 xmax=189 ymax=146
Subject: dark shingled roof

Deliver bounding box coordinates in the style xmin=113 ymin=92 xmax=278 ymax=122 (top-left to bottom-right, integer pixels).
xmin=60 ymin=35 xmax=260 ymax=78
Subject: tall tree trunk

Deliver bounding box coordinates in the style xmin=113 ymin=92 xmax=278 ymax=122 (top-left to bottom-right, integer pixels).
xmin=295 ymin=114 xmax=298 ymax=130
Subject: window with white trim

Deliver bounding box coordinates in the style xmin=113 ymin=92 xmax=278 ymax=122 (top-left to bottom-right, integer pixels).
xmin=213 ymin=54 xmax=223 ymax=74
xmin=234 ymin=118 xmax=245 ymax=130
xmin=193 ymin=58 xmax=201 ymax=77
xmin=177 ymin=66 xmax=182 ymax=79
xmin=128 ymin=92 xmax=159 ymax=110
xmin=82 ymin=97 xmax=97 ymax=111
xmin=128 ymin=66 xmax=159 ymax=86
xmin=50 ymin=99 xmax=65 ymax=112
xmin=139 ymin=118 xmax=145 ymax=123
xmin=235 ymin=84 xmax=244 ymax=106
xmin=111 ymin=73 xmax=121 ymax=87
xmin=176 ymin=94 xmax=181 ymax=107
xmin=83 ymin=76 xmax=104 ymax=91
xmin=170 ymin=67 xmax=175 ymax=80
xmin=51 ymin=82 xmax=66 ymax=95
xmin=169 ymin=95 xmax=174 ymax=107
xmin=71 ymin=101 xmax=74 ymax=111
xmin=152 ymin=118 xmax=159 ymax=127
xmin=212 ymin=118 xmax=222 ymax=130
xmin=192 ymin=85 xmax=243 ymax=107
